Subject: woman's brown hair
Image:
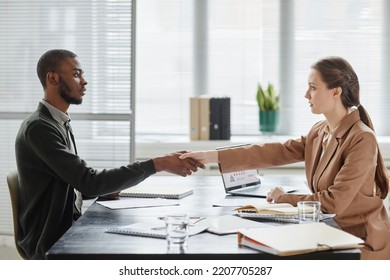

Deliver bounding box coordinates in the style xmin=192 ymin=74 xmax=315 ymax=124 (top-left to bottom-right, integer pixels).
xmin=312 ymin=56 xmax=389 ymax=199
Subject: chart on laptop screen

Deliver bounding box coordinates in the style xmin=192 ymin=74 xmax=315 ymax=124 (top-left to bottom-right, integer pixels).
xmin=222 ymin=169 xmax=259 ymax=190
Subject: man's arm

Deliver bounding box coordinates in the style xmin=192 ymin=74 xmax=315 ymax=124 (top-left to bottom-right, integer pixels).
xmin=153 ymin=151 xmax=205 ymax=177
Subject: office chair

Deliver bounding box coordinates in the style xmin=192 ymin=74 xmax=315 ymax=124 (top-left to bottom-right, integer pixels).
xmin=6 ymin=170 xmax=28 ymax=260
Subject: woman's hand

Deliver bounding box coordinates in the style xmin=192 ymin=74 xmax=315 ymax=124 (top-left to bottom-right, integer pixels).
xmin=266 ymin=186 xmax=286 ymax=203
xmin=179 ymin=150 xmax=219 ymax=165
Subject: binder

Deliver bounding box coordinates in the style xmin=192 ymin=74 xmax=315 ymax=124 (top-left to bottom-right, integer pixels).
xmin=199 ymin=96 xmax=211 ymax=140
xmin=209 ymin=97 xmax=221 ymax=140
xmin=238 ymin=223 xmax=364 ymax=256
xmin=189 ymin=96 xmax=231 ymax=140
xmin=209 ymin=97 xmax=231 ymax=140
xmin=189 ymin=97 xmax=200 ymax=140
xmin=219 ymin=97 xmax=231 ymax=140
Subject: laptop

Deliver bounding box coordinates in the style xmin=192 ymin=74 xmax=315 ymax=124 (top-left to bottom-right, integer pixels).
xmin=216 ymin=144 xmax=297 ymax=198
xmin=218 ymin=166 xmax=297 ymax=198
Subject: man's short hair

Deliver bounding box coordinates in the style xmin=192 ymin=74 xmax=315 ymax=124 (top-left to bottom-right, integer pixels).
xmin=36 ymin=49 xmax=77 ymax=88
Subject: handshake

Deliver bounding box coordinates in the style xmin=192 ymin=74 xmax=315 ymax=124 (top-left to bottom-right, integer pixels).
xmin=152 ymin=151 xmax=205 ymax=177
xmin=153 ymin=151 xmax=205 ymax=177
xmin=153 ymin=150 xmax=219 ymax=177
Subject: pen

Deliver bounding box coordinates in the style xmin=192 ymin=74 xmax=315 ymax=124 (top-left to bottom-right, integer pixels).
xmin=151 ymin=226 xmax=165 ymax=230
xmin=158 ymin=216 xmax=205 ymax=221
xmin=191 ymin=217 xmax=206 ymax=224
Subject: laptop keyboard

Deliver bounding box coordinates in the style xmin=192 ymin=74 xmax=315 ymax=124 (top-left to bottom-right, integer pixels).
xmin=234 ymin=186 xmax=262 ymax=194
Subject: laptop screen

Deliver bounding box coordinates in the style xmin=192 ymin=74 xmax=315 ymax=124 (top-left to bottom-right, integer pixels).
xmin=221 ymin=169 xmax=260 ymax=191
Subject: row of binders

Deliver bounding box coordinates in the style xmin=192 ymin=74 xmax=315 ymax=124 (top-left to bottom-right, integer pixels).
xmin=190 ymin=96 xmax=231 ymax=140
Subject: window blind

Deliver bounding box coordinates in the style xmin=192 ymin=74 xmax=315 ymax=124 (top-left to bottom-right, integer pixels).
xmin=136 ymin=0 xmax=389 ymax=136
xmin=0 ymin=0 xmax=134 ymax=235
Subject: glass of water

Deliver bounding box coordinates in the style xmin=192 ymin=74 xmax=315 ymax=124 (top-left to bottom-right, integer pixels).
xmin=165 ymin=213 xmax=189 ymax=249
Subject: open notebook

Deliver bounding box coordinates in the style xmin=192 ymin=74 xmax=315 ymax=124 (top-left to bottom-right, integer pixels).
xmin=234 ymin=202 xmax=335 ymax=223
xmin=119 ymin=185 xmax=193 ymax=199
xmin=234 ymin=202 xmax=300 ymax=223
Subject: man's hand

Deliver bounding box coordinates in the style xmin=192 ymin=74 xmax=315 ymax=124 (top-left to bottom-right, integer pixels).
xmin=153 ymin=151 xmax=205 ymax=177
xmin=98 ymin=192 xmax=120 ymax=201
xmin=179 ymin=150 xmax=219 ymax=165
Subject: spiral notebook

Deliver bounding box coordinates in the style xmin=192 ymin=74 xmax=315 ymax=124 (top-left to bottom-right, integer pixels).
xmin=106 ymin=220 xmax=208 ymax=238
xmin=236 ymin=212 xmax=335 ymax=224
xmin=236 ymin=212 xmax=300 ymax=223
xmin=119 ymin=185 xmax=193 ymax=199
xmin=106 ymin=222 xmax=167 ymax=238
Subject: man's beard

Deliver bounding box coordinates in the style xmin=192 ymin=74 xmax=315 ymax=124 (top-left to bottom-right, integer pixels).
xmin=59 ymin=78 xmax=83 ymax=105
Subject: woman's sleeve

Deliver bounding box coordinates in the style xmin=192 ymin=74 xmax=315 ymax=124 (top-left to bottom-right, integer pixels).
xmin=218 ymin=136 xmax=306 ymax=173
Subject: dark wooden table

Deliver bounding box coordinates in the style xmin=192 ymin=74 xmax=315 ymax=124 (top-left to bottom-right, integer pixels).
xmin=45 ymin=175 xmax=360 ymax=260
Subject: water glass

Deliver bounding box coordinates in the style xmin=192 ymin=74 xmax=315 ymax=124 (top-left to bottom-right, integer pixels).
xmin=165 ymin=213 xmax=189 ymax=249
xmin=297 ymin=201 xmax=321 ymax=223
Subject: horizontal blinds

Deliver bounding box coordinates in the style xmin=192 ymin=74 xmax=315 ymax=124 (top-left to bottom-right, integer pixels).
xmin=0 ymin=0 xmax=133 ymax=235
xmin=291 ymin=0 xmax=388 ymax=135
xmin=136 ymin=0 xmax=389 ymax=136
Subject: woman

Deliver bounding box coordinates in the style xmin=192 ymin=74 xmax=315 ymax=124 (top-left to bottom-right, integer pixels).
xmin=180 ymin=56 xmax=390 ymax=260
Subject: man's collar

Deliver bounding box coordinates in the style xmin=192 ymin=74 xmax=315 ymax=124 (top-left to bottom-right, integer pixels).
xmin=40 ymin=99 xmax=70 ymax=126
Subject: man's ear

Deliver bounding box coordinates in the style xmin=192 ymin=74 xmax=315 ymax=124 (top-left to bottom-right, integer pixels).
xmin=47 ymin=72 xmax=59 ymax=86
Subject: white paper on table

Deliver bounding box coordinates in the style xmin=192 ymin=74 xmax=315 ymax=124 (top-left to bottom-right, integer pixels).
xmin=96 ymin=197 xmax=180 ymax=210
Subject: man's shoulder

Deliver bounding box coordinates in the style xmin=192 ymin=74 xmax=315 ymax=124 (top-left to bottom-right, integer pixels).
xmin=19 ymin=106 xmax=58 ymax=136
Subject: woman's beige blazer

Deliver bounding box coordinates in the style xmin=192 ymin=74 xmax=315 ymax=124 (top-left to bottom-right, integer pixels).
xmin=219 ymin=110 xmax=390 ymax=259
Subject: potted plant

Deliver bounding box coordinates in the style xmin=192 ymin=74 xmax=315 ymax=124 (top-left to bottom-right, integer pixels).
xmin=256 ymin=82 xmax=280 ymax=133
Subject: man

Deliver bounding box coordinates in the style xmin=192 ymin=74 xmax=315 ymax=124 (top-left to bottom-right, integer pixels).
xmin=15 ymin=49 xmax=203 ymax=260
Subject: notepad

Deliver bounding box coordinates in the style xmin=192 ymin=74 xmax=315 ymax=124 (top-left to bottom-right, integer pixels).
xmin=106 ymin=220 xmax=208 ymax=238
xmin=234 ymin=202 xmax=299 ymax=223
xmin=235 ymin=203 xmax=298 ymax=216
xmin=107 ymin=222 xmax=167 ymax=238
xmin=238 ymin=223 xmax=364 ymax=256
xmin=119 ymin=185 xmax=193 ymax=199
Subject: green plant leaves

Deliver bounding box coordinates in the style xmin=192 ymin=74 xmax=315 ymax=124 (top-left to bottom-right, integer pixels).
xmin=256 ymin=82 xmax=279 ymax=111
